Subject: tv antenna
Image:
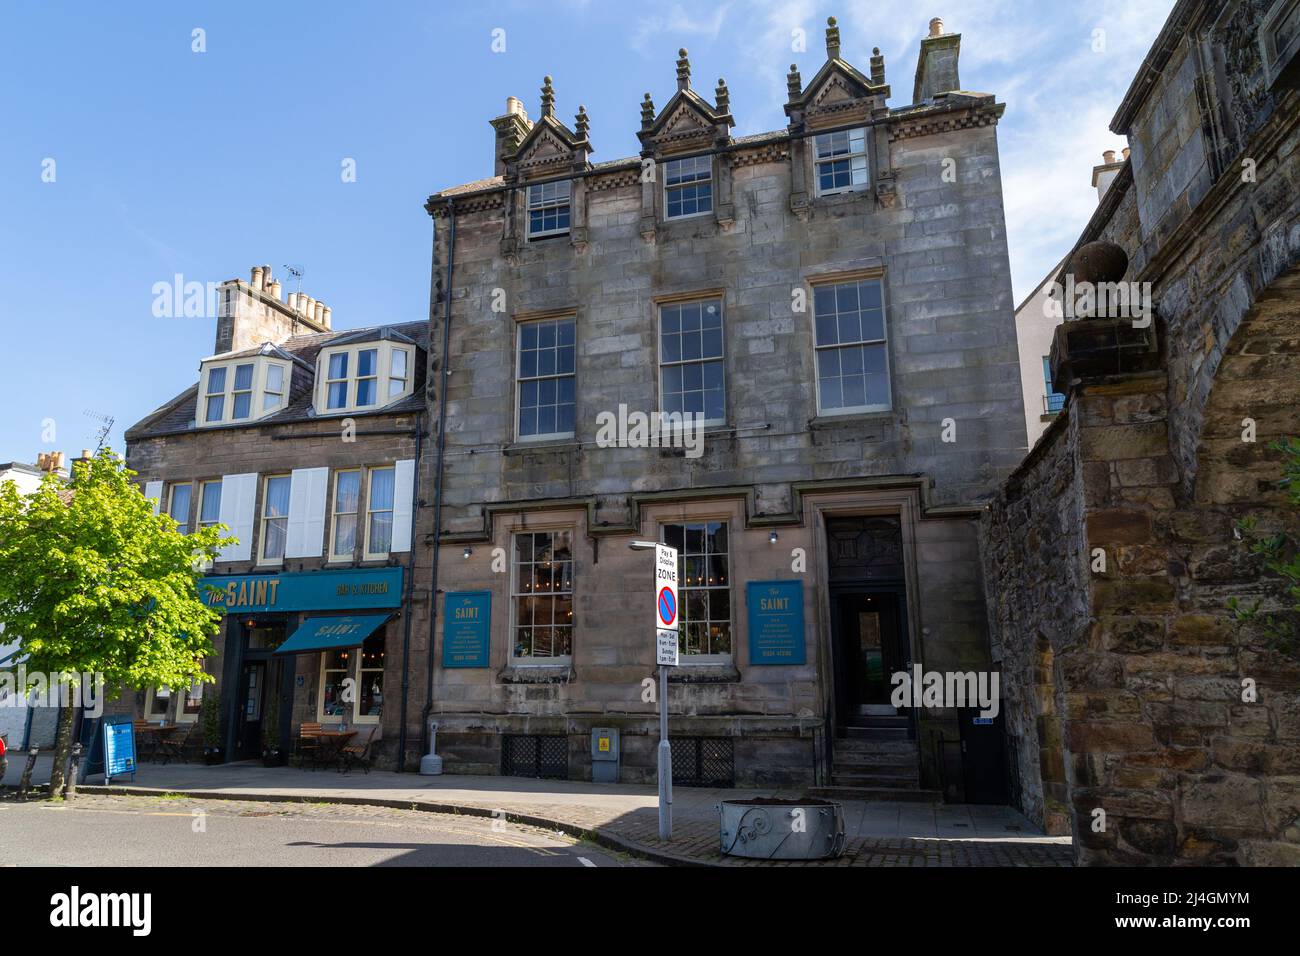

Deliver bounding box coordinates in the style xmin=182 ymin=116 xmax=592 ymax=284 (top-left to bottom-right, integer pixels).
xmin=83 ymin=410 xmax=116 ymax=453
xmin=283 ymin=264 xmax=304 ymax=296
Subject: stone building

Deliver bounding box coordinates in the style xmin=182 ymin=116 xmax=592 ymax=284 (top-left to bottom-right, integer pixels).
xmin=124 ymin=267 xmax=427 ymax=769
xmin=983 ymin=0 xmax=1300 ymax=863
xmin=418 ymin=17 xmax=1026 ymax=794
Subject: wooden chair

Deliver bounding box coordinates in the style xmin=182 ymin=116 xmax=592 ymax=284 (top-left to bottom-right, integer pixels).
xmin=294 ymin=722 xmax=323 ymax=770
xmin=337 ymin=726 xmax=377 ymax=775
xmin=133 ymin=721 xmax=158 ymax=762
xmin=156 ymin=723 xmax=196 ymax=765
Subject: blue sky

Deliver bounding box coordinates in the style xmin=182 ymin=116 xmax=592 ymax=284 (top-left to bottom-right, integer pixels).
xmin=0 ymin=0 xmax=1173 ymax=460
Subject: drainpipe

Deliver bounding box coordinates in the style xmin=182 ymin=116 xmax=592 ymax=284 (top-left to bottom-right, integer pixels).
xmin=421 ymin=201 xmax=455 ymax=759
xmin=396 ymin=409 xmax=424 ymax=771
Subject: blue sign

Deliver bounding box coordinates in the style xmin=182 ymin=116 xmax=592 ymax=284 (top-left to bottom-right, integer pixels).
xmin=442 ymin=591 xmax=492 ymax=668
xmin=745 ymin=580 xmax=806 ymax=665
xmin=199 ymin=567 xmax=403 ymax=613
xmin=103 ymin=718 xmax=136 ymax=782
xmin=658 ymin=588 xmax=676 ymax=627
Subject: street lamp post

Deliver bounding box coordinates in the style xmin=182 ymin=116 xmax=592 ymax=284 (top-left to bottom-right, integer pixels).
xmin=630 ymin=539 xmax=676 ymax=842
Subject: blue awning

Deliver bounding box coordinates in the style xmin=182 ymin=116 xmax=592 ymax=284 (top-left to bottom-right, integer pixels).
xmin=274 ymin=614 xmax=390 ymax=655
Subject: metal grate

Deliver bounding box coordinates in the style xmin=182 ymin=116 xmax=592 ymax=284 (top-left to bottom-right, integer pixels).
xmin=670 ymin=736 xmax=734 ymax=787
xmin=501 ymin=734 xmax=568 ymax=780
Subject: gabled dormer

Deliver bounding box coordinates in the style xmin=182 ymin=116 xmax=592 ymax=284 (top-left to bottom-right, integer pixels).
xmin=197 ymin=343 xmax=309 ymax=428
xmin=636 ymin=48 xmax=736 ymax=236
xmin=784 ymin=17 xmax=895 ymax=214
xmin=312 ymin=326 xmax=420 ymax=417
xmin=498 ymin=77 xmax=594 ymax=253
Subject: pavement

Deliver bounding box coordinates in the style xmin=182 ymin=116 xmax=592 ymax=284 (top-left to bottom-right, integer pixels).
xmin=3 ymin=755 xmax=1074 ymax=867
xmin=0 ymin=794 xmax=638 ymax=867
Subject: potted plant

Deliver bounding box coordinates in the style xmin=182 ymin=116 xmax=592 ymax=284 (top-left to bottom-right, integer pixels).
xmin=200 ymin=695 xmax=223 ymax=765
xmin=261 ymin=694 xmax=286 ymax=767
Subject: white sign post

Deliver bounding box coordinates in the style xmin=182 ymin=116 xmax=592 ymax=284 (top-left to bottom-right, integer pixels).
xmin=653 ymin=542 xmax=678 ymax=840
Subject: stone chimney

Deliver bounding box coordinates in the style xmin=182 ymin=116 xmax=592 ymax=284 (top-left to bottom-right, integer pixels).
xmin=1092 ymin=148 xmax=1127 ymax=202
xmin=489 ymin=96 xmax=532 ymax=177
xmin=214 ymin=264 xmax=331 ymax=355
xmin=912 ymin=16 xmax=962 ymax=105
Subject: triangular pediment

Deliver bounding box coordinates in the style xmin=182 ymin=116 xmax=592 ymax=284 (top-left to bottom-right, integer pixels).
xmin=640 ymin=87 xmax=732 ymax=150
xmin=788 ymin=58 xmax=881 ymax=113
xmin=512 ymin=114 xmax=585 ymax=166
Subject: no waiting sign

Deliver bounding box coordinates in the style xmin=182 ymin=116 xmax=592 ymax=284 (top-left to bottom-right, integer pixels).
xmin=655 ymin=543 xmax=679 ymax=666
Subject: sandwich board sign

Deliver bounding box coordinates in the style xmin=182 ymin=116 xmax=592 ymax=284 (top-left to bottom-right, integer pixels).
xmin=655 ymin=543 xmax=679 ymax=667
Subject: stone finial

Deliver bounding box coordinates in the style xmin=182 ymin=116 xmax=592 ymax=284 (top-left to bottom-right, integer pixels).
xmin=540 ymin=75 xmax=555 ymax=118
xmin=870 ymin=46 xmax=885 ymax=85
xmin=575 ymin=104 xmax=590 ymax=140
xmin=929 ymin=17 xmax=944 ymax=38
xmin=715 ymin=77 xmax=729 ymax=113
xmin=676 ymin=47 xmax=691 ymax=90
xmin=825 ymin=16 xmax=840 ymax=59
xmin=787 ymin=63 xmax=802 ymax=102
xmin=641 ymin=92 xmax=655 ymax=129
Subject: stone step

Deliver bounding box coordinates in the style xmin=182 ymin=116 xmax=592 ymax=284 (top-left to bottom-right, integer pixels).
xmin=844 ymin=715 xmax=910 ymax=728
xmin=831 ymin=771 xmax=921 ymax=788
xmin=833 ymin=752 xmax=918 ymax=771
xmin=832 ymin=737 xmax=918 ymax=755
xmin=807 ymin=785 xmax=942 ymax=804
xmin=843 ymin=725 xmax=910 ymax=740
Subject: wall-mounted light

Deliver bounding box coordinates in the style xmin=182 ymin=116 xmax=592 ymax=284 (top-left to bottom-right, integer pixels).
xmin=768 ymin=531 xmax=779 ymax=544
xmin=462 ymin=547 xmax=472 ymax=559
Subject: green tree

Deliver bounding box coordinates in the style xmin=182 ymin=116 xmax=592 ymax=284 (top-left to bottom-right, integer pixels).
xmin=0 ymin=449 xmax=232 ymax=794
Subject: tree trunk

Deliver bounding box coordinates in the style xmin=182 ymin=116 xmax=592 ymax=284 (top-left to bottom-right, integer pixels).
xmin=48 ymin=701 xmax=75 ymax=798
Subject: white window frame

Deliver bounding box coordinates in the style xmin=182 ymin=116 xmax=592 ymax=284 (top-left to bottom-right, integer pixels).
xmin=145 ymin=675 xmax=202 ymax=724
xmin=388 ymin=347 xmax=410 ymax=399
xmin=663 ymin=154 xmax=714 ymax=221
xmin=811 ymin=277 xmax=892 ymax=417
xmin=660 ymin=521 xmax=732 ymax=663
xmin=197 ymin=480 xmax=222 ymax=530
xmin=657 ymin=298 xmax=726 ymax=427
xmin=509 ymin=529 xmax=575 ymax=664
xmin=316 ymin=633 xmax=384 ymax=725
xmin=363 ymin=466 xmax=396 ymax=561
xmin=167 ymin=482 xmax=193 ymax=535
xmin=315 ymin=342 xmax=414 ymax=415
xmin=526 ymin=180 xmax=572 ymax=239
xmin=329 ymin=469 xmax=362 ymax=562
xmin=813 ymin=127 xmax=869 ymax=197
xmin=258 ymin=474 xmax=292 ymax=565
xmin=515 ymin=317 xmax=576 ymax=442
xmin=199 ymin=358 xmax=290 ymax=426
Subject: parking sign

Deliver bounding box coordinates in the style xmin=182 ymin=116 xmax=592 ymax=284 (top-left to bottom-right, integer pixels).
xmin=655 ymin=543 xmax=679 ymax=666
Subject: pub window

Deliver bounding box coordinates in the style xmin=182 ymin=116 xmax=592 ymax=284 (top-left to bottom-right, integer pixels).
xmin=363 ymin=466 xmax=395 ymax=560
xmin=812 ymin=278 xmax=891 ymax=415
xmin=517 ymin=318 xmax=576 ymax=440
xmin=511 ymin=530 xmax=574 ymax=661
xmin=662 ymin=522 xmax=731 ymax=658
xmin=659 ymin=299 xmax=725 ymax=424
xmin=663 ymin=155 xmax=712 ymax=219
xmin=167 ymin=483 xmax=193 ymax=535
xmin=316 ymin=632 xmax=384 ymax=725
xmin=814 ymin=127 xmax=868 ymax=196
xmin=527 ymin=180 xmax=571 ymax=239
xmin=330 ymin=470 xmax=362 ymax=561
xmin=259 ymin=474 xmax=291 ymax=564
xmin=144 ymin=675 xmax=202 ymax=723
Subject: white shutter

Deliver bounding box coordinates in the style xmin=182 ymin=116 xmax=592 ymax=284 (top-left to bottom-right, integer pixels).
xmin=286 ymin=467 xmax=329 ymax=558
xmin=217 ymin=473 xmax=258 ymax=562
xmin=390 ymin=459 xmax=415 ymax=553
xmin=144 ymin=481 xmax=164 ymax=515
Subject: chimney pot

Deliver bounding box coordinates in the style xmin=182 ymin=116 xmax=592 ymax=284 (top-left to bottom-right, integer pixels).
xmin=269 ymin=279 xmax=282 ymax=300
xmin=929 ymin=17 xmax=944 ymax=38
xmin=314 ymin=301 xmax=325 ymax=324
xmin=1122 ymin=147 xmax=1130 ymax=160
xmin=507 ymin=95 xmax=522 ymax=116
xmin=1103 ymin=149 xmax=1117 ymax=164
xmin=80 ymin=448 xmax=92 ymax=460
xmin=321 ymin=306 xmax=332 ymax=328
xmin=251 ymin=266 xmax=264 ymax=288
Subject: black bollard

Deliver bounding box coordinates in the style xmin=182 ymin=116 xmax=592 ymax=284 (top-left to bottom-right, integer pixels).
xmin=18 ymin=748 xmax=39 ymax=798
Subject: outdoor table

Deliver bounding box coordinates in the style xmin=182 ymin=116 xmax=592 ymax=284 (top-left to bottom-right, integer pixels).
xmin=313 ymin=729 xmax=356 ymax=770
xmin=134 ymin=724 xmax=174 ymax=762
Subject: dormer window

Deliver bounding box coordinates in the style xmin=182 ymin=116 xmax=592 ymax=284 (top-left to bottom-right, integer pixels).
xmin=814 ymin=128 xmax=868 ymax=196
xmin=527 ymin=180 xmax=571 ymax=239
xmin=316 ymin=341 xmax=414 ymax=415
xmin=199 ymin=357 xmax=291 ymax=427
xmin=664 ymin=155 xmax=713 ymax=219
